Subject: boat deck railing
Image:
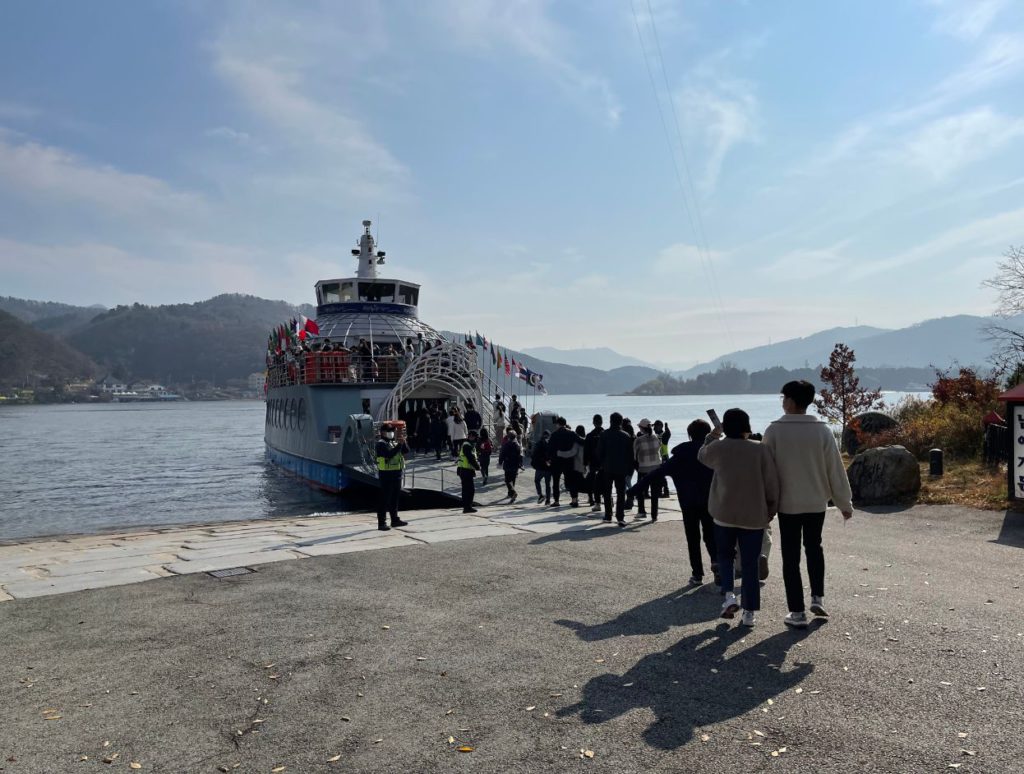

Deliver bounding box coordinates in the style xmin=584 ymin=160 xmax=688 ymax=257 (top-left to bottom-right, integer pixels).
xmin=267 ymin=352 xmax=409 ymax=388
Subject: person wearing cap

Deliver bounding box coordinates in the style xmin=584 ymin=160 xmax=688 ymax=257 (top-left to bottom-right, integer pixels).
xmin=376 ymin=423 xmax=409 ymax=531
xmin=457 ymin=429 xmax=482 ymax=513
xmin=498 ymin=428 xmax=524 ymax=503
xmin=633 ymin=418 xmax=663 ymax=520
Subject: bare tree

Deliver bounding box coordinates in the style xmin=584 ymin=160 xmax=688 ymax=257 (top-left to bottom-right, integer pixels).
xmin=982 ymin=245 xmax=1024 ymax=373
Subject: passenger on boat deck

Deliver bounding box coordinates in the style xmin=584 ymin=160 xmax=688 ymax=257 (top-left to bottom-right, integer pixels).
xmin=464 ymin=402 xmax=482 ymax=434
xmin=404 ymin=338 xmax=416 ymax=362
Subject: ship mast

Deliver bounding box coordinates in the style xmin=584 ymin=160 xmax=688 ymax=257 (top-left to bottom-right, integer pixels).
xmin=352 ymin=219 xmax=386 ymax=279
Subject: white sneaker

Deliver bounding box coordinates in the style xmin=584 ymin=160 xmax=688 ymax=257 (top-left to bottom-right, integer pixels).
xmin=740 ymin=610 xmax=756 ymax=627
xmin=720 ymin=593 xmax=739 ymax=619
xmin=784 ymin=611 xmax=809 ymax=629
xmin=809 ymin=596 xmax=829 ymax=617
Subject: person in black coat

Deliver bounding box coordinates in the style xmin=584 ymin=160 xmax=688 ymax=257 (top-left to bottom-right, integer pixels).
xmin=584 ymin=414 xmax=604 ymax=511
xmin=498 ymin=429 xmax=525 ymax=502
xmin=429 ymin=410 xmax=448 ymax=460
xmin=531 ymin=429 xmax=553 ymax=505
xmin=631 ymin=419 xmax=718 ymax=585
xmin=595 ymin=412 xmax=634 ymax=525
xmin=548 ymin=416 xmax=583 ymax=507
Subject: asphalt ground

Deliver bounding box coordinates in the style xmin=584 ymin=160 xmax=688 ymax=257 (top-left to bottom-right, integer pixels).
xmin=1 ymin=504 xmax=1023 ymax=774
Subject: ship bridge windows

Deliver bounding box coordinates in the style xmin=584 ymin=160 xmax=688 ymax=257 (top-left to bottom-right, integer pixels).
xmin=358 ymin=282 xmax=396 ymax=303
xmin=398 ymin=284 xmax=419 ymax=306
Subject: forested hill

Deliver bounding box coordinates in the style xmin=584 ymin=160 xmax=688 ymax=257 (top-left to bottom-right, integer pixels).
xmin=0 ymin=308 xmax=97 ymax=387
xmin=628 ymin=364 xmax=938 ymax=395
xmin=64 ymin=294 xmax=316 ymax=385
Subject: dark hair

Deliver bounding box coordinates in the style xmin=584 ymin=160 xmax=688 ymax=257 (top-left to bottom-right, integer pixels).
xmin=609 ymin=412 xmax=623 ymax=428
xmin=556 ymin=416 xmax=567 ymax=427
xmin=687 ymin=419 xmax=712 ymax=443
xmin=592 ymin=414 xmax=603 ymax=426
xmin=782 ymin=380 xmax=816 ymax=410
xmin=575 ymin=425 xmax=586 ymax=437
xmin=722 ymin=408 xmax=751 ymax=439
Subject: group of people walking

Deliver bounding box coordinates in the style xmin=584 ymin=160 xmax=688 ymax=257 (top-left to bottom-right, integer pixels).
xmin=377 ymin=380 xmax=853 ymax=630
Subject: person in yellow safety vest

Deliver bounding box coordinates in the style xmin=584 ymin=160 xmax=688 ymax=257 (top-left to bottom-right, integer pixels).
xmin=457 ymin=429 xmax=482 ymax=514
xmin=654 ymin=420 xmax=672 ymax=498
xmin=376 ymin=423 xmax=410 ymax=530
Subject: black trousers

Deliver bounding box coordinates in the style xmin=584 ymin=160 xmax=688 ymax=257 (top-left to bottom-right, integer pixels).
xmin=551 ymin=460 xmax=577 ymax=503
xmin=636 ymin=475 xmax=659 ymax=518
xmin=778 ymin=511 xmax=826 ymax=613
xmin=681 ymin=504 xmax=717 ymax=578
xmin=377 ymin=470 xmax=402 ymax=523
xmin=586 ymin=468 xmax=603 ymax=505
xmin=504 ymin=469 xmax=518 ymax=497
xmin=603 ymin=474 xmax=627 ymax=520
xmin=534 ymin=468 xmax=551 ymax=499
xmin=459 ymin=469 xmax=476 ymax=510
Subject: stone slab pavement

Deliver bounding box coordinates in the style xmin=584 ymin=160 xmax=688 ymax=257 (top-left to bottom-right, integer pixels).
xmin=0 ymin=498 xmax=683 ymax=601
xmin=1 ymin=504 xmax=1023 ymax=773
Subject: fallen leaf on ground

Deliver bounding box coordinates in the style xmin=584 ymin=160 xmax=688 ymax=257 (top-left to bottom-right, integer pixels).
xmin=583 ymin=750 xmax=595 ymax=758
xmin=457 ymin=746 xmax=474 ymax=753
xmin=525 ymin=706 xmax=536 ymax=711
xmin=373 ymin=738 xmax=383 ymax=744
xmin=416 ymin=657 xmax=427 ymax=661
xmin=327 ymin=755 xmax=341 ymax=762
xmin=957 ymin=733 xmax=968 ymax=738
xmin=550 ymin=693 xmax=563 ymax=697
xmin=961 ymin=750 xmax=977 ymax=756
xmin=381 ymin=625 xmax=390 ymax=630
xmin=80 ymin=756 xmax=89 ymax=762
xmin=794 ymin=688 xmax=803 ymax=694
xmin=448 ymin=736 xmax=455 ymax=744
xmin=700 ymin=734 xmax=710 ymax=742
xmin=622 ymin=682 xmax=634 ymax=687
xmin=218 ymin=767 xmax=229 ymax=773
xmin=252 ymin=719 xmax=265 ymax=724
xmin=948 ymin=765 xmax=962 ymax=770
xmin=445 ymin=709 xmax=455 ymax=715
xmin=103 ymin=754 xmax=119 ymax=763
xmin=766 ymin=699 xmax=774 ymax=706
xmin=754 ymin=730 xmax=765 ymax=737
xmin=263 ymin=663 xmax=274 ymax=668
xmin=129 ymin=764 xmax=142 ymax=770
xmin=341 ymin=716 xmax=351 ymax=722
xmin=343 ymin=656 xmax=353 ymax=661
xmin=594 ymin=658 xmax=605 ymax=663
xmin=271 ymin=767 xmax=286 ymax=773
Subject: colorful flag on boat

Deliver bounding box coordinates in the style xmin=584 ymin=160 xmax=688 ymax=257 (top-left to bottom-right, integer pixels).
xmin=490 ymin=345 xmax=496 ymax=366
xmin=496 ymin=350 xmax=502 ymax=369
xmin=475 ymin=331 xmax=484 ymax=347
xmin=504 ymin=351 xmax=511 ymax=376
xmin=301 ymin=315 xmax=320 ymax=336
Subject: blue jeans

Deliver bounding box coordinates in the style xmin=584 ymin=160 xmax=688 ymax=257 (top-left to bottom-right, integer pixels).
xmin=715 ymin=524 xmax=765 ymax=611
xmin=534 ymin=469 xmax=552 ymax=500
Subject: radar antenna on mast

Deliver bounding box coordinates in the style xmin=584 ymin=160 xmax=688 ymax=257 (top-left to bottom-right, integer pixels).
xmin=352 ymin=219 xmax=387 ymax=279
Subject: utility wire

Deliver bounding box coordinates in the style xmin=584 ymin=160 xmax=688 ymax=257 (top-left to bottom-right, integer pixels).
xmin=628 ymin=0 xmax=735 ymax=348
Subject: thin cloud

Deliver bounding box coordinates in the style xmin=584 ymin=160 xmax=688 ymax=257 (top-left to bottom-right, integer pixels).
xmin=899 ymin=107 xmax=1024 ymax=179
xmin=437 ymin=0 xmax=621 ymax=126
xmin=0 ymin=128 xmax=206 ymax=218
xmin=928 ymin=0 xmax=1008 ymax=41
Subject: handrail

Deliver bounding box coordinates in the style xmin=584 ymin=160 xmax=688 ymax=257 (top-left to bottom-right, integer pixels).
xmin=267 ymin=352 xmax=411 ymax=388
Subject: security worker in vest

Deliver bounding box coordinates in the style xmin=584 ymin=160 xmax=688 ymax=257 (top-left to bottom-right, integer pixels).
xmin=457 ymin=429 xmax=482 ymax=514
xmin=376 ymin=423 xmax=409 ymax=530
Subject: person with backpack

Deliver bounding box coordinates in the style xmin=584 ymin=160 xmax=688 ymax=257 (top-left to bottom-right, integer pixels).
xmin=762 ymin=380 xmax=854 ymax=629
xmin=549 ymin=416 xmax=583 ymax=507
xmin=698 ymin=409 xmax=779 ymax=627
xmin=498 ymin=429 xmax=524 ymax=503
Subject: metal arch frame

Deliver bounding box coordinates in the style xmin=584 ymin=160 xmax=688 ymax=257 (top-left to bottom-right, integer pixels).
xmin=376 ymin=341 xmax=492 ymax=425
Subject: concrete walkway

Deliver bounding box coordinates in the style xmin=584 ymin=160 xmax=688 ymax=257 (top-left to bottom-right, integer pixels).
xmin=0 ymin=498 xmax=684 ymax=601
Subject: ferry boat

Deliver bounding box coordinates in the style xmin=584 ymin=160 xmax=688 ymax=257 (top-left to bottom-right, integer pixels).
xmin=264 ymin=220 xmax=497 ymax=497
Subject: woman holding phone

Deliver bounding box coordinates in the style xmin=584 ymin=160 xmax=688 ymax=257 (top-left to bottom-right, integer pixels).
xmin=698 ymin=408 xmax=779 ymax=626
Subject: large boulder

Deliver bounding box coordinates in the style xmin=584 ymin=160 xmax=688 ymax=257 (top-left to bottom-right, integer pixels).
xmin=843 ymin=411 xmax=898 ymax=455
xmin=847 ymin=445 xmax=921 ymax=506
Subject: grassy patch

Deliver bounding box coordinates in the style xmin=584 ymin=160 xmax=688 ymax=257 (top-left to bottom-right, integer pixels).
xmin=917 ymin=460 xmax=1016 ymax=511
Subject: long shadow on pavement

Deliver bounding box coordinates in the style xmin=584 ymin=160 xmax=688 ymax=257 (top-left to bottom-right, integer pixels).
xmin=994 ymin=508 xmax=1024 ymax=548
xmin=555 ymin=585 xmax=715 ymax=640
xmin=558 ymin=623 xmax=815 ymax=750
xmin=528 ymin=520 xmax=654 ymax=546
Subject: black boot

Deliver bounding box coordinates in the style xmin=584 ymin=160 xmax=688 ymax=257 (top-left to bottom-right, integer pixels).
xmin=391 ymin=517 xmax=408 ymax=528
xmin=378 ymin=519 xmax=391 ymax=531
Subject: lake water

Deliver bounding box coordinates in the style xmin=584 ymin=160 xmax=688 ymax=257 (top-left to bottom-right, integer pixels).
xmin=0 ymin=392 xmax=920 ymax=541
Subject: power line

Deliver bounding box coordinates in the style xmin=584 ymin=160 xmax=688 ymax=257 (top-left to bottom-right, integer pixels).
xmin=628 ymin=0 xmax=735 ymax=348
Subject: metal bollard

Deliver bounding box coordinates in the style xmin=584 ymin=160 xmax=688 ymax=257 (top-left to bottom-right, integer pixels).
xmin=929 ymin=448 xmax=944 ymax=477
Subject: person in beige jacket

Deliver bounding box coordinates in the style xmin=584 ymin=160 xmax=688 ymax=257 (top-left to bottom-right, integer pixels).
xmin=698 ymin=408 xmax=780 ymax=627
xmin=762 ymin=380 xmax=854 ymax=629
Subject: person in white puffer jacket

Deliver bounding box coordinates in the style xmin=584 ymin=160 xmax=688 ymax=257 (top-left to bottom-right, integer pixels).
xmin=762 ymin=380 xmax=854 ymax=630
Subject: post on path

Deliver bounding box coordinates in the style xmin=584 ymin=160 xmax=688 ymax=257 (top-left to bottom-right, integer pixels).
xmin=998 ymin=384 xmax=1024 ymax=501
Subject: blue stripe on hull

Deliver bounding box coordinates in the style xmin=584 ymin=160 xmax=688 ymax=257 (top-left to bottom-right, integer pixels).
xmin=266 ymin=444 xmax=352 ymax=493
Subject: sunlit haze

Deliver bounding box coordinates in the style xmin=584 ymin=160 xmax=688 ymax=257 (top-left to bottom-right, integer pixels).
xmin=2 ymin=1 xmax=1023 ymax=363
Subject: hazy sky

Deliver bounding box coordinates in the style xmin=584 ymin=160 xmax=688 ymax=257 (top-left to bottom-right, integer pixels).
xmin=2 ymin=1 xmax=1024 ymax=363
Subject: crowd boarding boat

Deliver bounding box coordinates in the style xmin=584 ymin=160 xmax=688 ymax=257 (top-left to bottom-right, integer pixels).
xmin=264 ymin=220 xmax=500 ymax=499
